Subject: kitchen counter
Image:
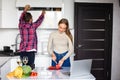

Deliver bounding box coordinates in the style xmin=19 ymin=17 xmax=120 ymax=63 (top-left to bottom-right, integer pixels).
xmin=0 ymin=57 xmax=95 ymax=80
xmin=0 ymin=51 xmax=20 ymax=57
xmin=0 ymin=57 xmax=11 ymax=68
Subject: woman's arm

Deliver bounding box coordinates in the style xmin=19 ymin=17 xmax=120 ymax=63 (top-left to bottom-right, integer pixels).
xmin=47 ymin=33 xmax=57 ymax=61
xmin=47 ymin=33 xmax=54 ymax=56
xmin=59 ymin=35 xmax=74 ymax=66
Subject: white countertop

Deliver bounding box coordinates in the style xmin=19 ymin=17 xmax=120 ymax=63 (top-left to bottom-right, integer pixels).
xmin=0 ymin=57 xmax=95 ymax=80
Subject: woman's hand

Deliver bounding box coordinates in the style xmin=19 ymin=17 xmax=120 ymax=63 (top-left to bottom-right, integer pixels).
xmin=58 ymin=59 xmax=65 ymax=67
xmin=24 ymin=4 xmax=30 ymax=11
xmin=51 ymin=53 xmax=56 ymax=61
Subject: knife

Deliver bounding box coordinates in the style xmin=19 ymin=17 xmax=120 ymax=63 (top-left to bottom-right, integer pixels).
xmin=54 ymin=60 xmax=57 ymax=65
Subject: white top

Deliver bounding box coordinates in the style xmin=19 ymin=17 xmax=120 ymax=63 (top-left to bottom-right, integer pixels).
xmin=47 ymin=31 xmax=74 ymax=60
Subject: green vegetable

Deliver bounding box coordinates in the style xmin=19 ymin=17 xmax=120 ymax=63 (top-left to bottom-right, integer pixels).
xmin=22 ymin=65 xmax=32 ymax=75
xmin=22 ymin=74 xmax=30 ymax=78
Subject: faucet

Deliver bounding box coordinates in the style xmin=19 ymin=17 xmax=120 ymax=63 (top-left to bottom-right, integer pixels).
xmin=15 ymin=33 xmax=20 ymax=52
xmin=11 ymin=33 xmax=20 ymax=52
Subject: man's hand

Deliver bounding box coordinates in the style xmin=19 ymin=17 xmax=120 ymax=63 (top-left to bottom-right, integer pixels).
xmin=24 ymin=4 xmax=30 ymax=11
xmin=42 ymin=10 xmax=46 ymax=15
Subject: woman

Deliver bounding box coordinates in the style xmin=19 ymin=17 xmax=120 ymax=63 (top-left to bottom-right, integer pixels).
xmin=47 ymin=18 xmax=73 ymax=67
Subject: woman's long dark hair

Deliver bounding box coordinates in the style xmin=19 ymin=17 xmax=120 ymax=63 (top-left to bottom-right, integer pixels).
xmin=58 ymin=18 xmax=73 ymax=43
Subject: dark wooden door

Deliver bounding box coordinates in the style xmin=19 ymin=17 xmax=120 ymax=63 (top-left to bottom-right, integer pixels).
xmin=74 ymin=3 xmax=113 ymax=80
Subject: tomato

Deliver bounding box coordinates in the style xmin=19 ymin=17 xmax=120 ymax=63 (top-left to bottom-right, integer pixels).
xmin=56 ymin=64 xmax=61 ymax=69
xmin=30 ymin=72 xmax=38 ymax=77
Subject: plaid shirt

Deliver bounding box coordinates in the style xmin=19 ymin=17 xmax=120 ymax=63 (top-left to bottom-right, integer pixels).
xmin=19 ymin=11 xmax=44 ymax=52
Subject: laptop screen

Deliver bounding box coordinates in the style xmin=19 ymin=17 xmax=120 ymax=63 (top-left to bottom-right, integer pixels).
xmin=70 ymin=59 xmax=92 ymax=77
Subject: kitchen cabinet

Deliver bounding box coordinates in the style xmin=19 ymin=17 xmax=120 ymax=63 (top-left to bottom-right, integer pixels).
xmin=0 ymin=0 xmax=18 ymax=28
xmin=0 ymin=10 xmax=1 ymax=27
xmin=62 ymin=0 xmax=74 ymax=29
xmin=16 ymin=0 xmax=74 ymax=29
xmin=0 ymin=57 xmax=11 ymax=79
xmin=0 ymin=0 xmax=74 ymax=29
xmin=0 ymin=0 xmax=1 ymax=26
xmin=0 ymin=0 xmax=1 ymax=9
xmin=0 ymin=57 xmax=11 ymax=68
xmin=17 ymin=10 xmax=63 ymax=29
xmin=16 ymin=0 xmax=62 ymax=8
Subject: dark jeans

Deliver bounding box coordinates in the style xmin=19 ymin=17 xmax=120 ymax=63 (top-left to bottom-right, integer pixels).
xmin=52 ymin=51 xmax=71 ymax=67
xmin=20 ymin=51 xmax=35 ymax=69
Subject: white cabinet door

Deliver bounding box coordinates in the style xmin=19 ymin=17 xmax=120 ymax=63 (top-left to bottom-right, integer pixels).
xmin=0 ymin=0 xmax=74 ymax=29
xmin=0 ymin=58 xmax=11 ymax=80
xmin=16 ymin=0 xmax=62 ymax=8
xmin=62 ymin=0 xmax=74 ymax=29
xmin=0 ymin=0 xmax=1 ymax=10
xmin=1 ymin=0 xmax=18 ymax=28
xmin=0 ymin=57 xmax=11 ymax=67
xmin=0 ymin=11 xmax=1 ymax=26
xmin=0 ymin=0 xmax=1 ymax=26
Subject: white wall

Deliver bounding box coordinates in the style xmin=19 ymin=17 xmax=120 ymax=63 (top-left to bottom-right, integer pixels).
xmin=111 ymin=1 xmax=120 ymax=80
xmin=75 ymin=0 xmax=120 ymax=80
xmin=0 ymin=29 xmax=18 ymax=51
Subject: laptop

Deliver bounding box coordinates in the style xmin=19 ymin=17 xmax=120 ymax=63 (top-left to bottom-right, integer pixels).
xmin=70 ymin=59 xmax=92 ymax=78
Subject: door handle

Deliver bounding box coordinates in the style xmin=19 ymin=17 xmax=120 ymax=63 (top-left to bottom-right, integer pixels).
xmin=76 ymin=44 xmax=83 ymax=49
xmin=78 ymin=44 xmax=82 ymax=48
xmin=76 ymin=44 xmax=82 ymax=49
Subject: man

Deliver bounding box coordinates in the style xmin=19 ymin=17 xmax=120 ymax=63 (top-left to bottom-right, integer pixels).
xmin=19 ymin=5 xmax=45 ymax=69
